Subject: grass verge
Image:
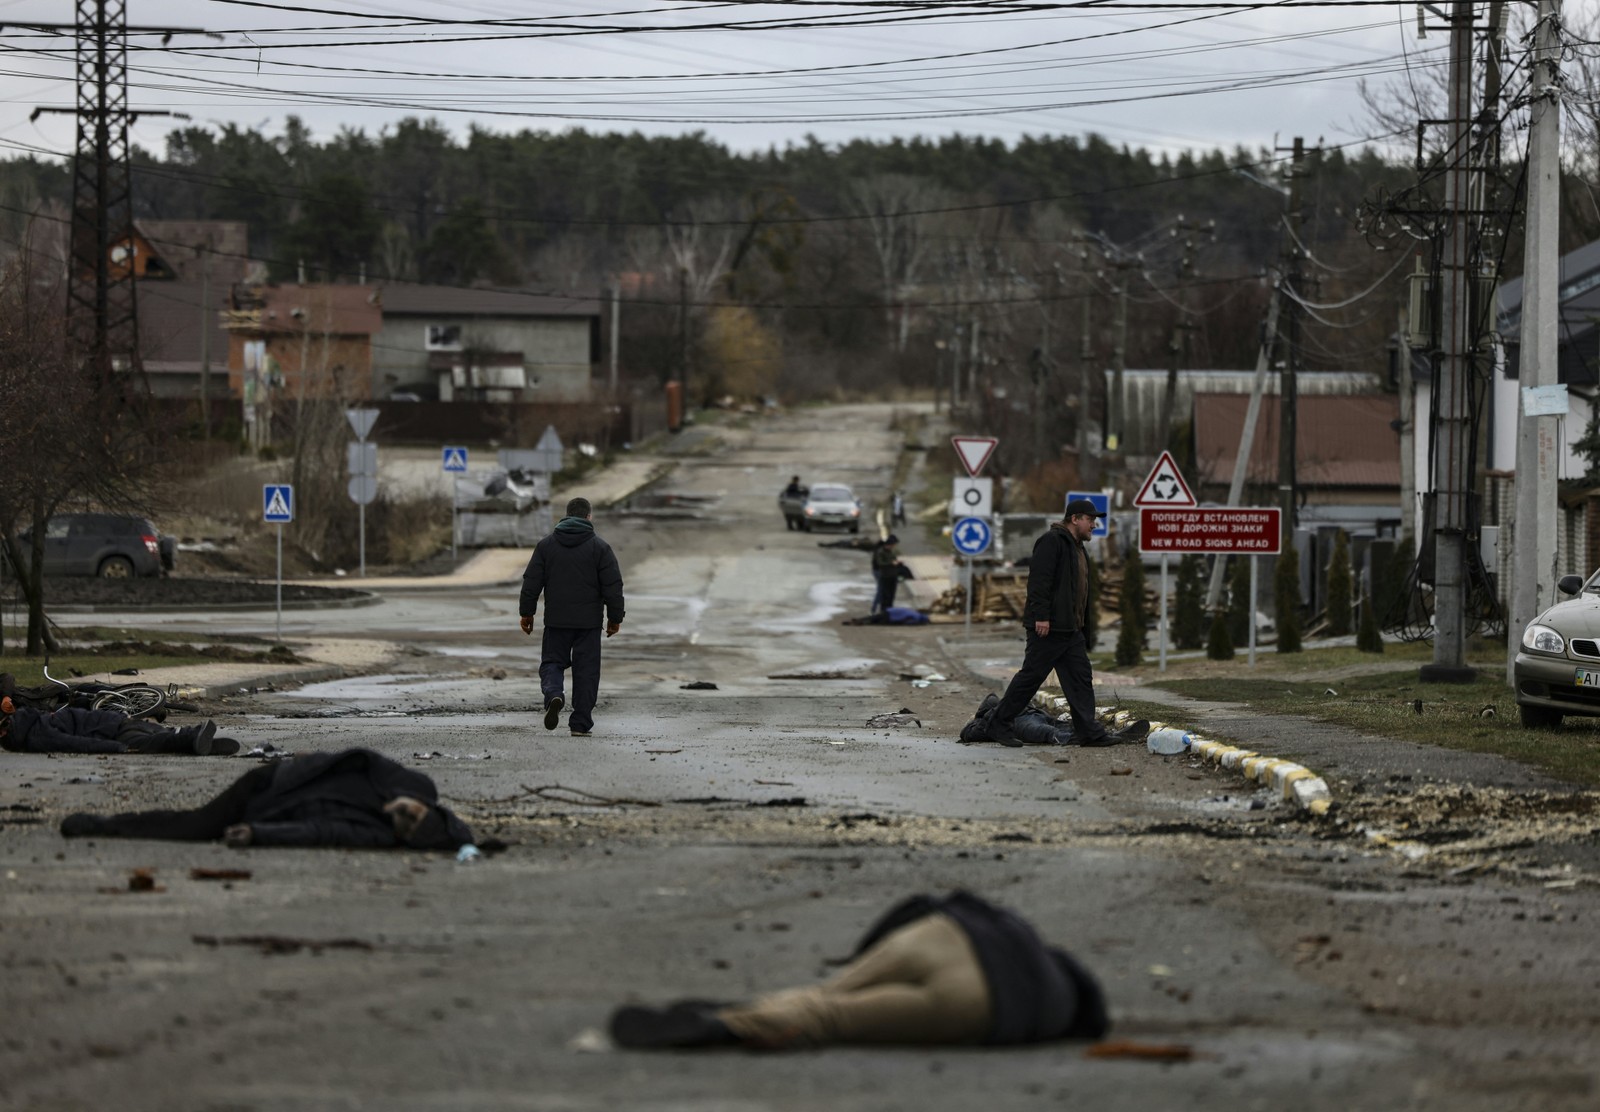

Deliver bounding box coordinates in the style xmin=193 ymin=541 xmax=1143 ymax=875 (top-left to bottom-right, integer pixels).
xmin=0 ymin=653 xmax=225 ymax=686
xmin=1149 ymin=670 xmax=1600 ymax=786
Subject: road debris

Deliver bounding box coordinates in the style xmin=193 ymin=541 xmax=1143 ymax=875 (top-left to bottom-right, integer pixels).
xmin=192 ymin=934 xmax=374 ymax=955
xmin=866 ymin=709 xmax=921 ymax=728
xmin=1085 ymin=1039 xmax=1195 ymax=1061
xmin=680 ymin=681 xmax=719 ymax=690
xmin=190 ymin=868 xmax=251 ymax=881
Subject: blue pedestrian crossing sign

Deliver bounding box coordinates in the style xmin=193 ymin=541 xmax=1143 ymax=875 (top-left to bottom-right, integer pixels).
xmin=263 ymin=484 xmax=294 ymax=523
xmin=1065 ymin=491 xmax=1110 ymax=537
xmin=952 ymin=516 xmax=992 ymax=556
xmin=442 ymin=446 xmax=469 ymax=472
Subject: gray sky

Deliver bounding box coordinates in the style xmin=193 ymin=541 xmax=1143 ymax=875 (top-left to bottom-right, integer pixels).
xmin=0 ymin=1 xmax=1459 ymax=161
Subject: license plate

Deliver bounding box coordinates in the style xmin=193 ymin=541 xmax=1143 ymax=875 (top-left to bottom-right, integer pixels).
xmin=1576 ymin=668 xmax=1600 ymax=687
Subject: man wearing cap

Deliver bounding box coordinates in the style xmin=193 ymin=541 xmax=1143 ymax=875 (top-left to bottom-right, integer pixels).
xmin=870 ymin=534 xmax=906 ymax=615
xmin=988 ymin=499 xmax=1118 ymax=747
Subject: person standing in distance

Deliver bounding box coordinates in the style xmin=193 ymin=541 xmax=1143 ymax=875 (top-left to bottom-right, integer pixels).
xmin=987 ymin=499 xmax=1119 ymax=748
xmin=519 ymin=497 xmax=625 ymax=737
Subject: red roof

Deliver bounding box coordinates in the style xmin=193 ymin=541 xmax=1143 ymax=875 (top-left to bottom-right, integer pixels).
xmin=1193 ymin=392 xmax=1401 ymax=489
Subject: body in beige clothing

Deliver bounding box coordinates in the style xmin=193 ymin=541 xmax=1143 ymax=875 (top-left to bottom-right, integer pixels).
xmin=717 ymin=912 xmax=993 ymax=1048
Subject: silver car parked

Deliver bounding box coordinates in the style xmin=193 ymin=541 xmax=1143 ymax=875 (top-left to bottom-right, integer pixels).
xmin=1513 ymin=569 xmax=1600 ymax=728
xmin=800 ymin=483 xmax=863 ymax=533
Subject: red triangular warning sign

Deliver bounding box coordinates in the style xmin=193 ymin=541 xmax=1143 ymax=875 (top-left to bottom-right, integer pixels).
xmin=1132 ymin=450 xmax=1196 ymax=507
xmin=951 ymin=436 xmax=998 ymax=477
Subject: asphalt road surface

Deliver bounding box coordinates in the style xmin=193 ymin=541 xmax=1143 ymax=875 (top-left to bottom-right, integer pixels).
xmin=4 ymin=404 xmax=1598 ymax=1112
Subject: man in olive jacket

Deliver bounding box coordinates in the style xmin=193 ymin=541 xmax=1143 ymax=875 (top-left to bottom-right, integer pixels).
xmin=519 ymin=497 xmax=625 ymax=736
xmin=988 ymin=499 xmax=1114 ymax=747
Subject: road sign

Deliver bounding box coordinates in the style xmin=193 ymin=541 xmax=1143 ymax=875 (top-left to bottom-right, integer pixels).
xmin=263 ymin=484 xmax=293 ymax=523
xmin=348 ymin=475 xmax=378 ymax=506
xmin=952 ymin=517 xmax=993 ymax=556
xmin=951 ymin=436 xmax=998 ymax=477
xmin=442 ymin=446 xmax=469 ymax=472
xmin=347 ymin=441 xmax=377 ymax=476
xmin=346 ymin=407 xmax=380 ymax=440
xmin=1065 ymin=490 xmax=1110 ymax=538
xmin=950 ymin=477 xmax=993 ymax=518
xmin=1132 ymin=450 xmax=1197 ymax=508
xmin=1139 ymin=507 xmax=1281 ymax=555
xmin=500 ymin=427 xmax=565 ymax=473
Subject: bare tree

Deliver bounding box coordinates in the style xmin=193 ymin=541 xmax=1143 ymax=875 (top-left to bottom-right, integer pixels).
xmin=849 ymin=174 xmax=950 ymax=353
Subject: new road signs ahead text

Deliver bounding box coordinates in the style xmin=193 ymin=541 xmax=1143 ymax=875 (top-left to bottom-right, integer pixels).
xmin=1139 ymin=507 xmax=1282 ymax=555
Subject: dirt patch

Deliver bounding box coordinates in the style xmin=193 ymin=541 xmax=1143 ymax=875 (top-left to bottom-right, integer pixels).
xmin=87 ymin=640 xmax=305 ymax=664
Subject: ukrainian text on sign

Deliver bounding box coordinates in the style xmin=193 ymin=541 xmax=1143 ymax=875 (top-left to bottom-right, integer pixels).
xmin=1138 ymin=507 xmax=1281 ymax=555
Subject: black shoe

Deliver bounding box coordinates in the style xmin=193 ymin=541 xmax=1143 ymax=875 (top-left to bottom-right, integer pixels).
xmin=570 ymin=729 xmax=592 ymax=737
xmin=61 ymin=813 xmax=110 ymax=838
xmin=1080 ymin=731 xmax=1120 ymax=747
xmin=988 ymin=718 xmax=1023 ymax=748
xmin=976 ymin=692 xmax=1000 ymax=718
xmin=211 ymin=736 xmax=242 ymax=756
xmin=191 ymin=719 xmax=218 ymax=755
xmin=609 ymin=1004 xmax=738 ymax=1049
xmin=1110 ymin=719 xmax=1151 ymax=743
xmin=543 ymin=695 xmax=564 ymax=730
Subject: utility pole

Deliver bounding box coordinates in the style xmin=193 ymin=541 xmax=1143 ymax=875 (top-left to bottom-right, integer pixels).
xmin=677 ymin=266 xmax=690 ymax=405
xmin=1422 ymin=1 xmax=1478 ymax=683
xmin=28 ymin=3 xmax=193 ymax=387
xmin=1106 ymin=260 xmax=1139 ymax=452
xmin=609 ymin=277 xmax=621 ymax=394
xmin=1278 ymin=138 xmax=1307 ymax=545
xmin=1397 ymin=301 xmax=1415 ymax=546
xmin=1158 ymin=218 xmax=1209 ymax=449
xmin=1078 ymin=295 xmax=1094 ymax=483
xmin=198 ymin=241 xmax=211 ymax=437
xmin=1508 ymin=0 xmax=1563 ymax=683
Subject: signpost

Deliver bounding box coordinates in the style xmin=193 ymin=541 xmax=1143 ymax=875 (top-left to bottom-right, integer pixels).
xmin=1132 ymin=452 xmax=1198 ymax=672
xmin=263 ymin=483 xmax=293 ymax=644
xmin=1139 ymin=505 xmax=1282 ymax=668
xmin=443 ymin=446 xmax=469 ymax=562
xmin=345 ymin=409 xmax=380 ymax=577
xmin=952 ymin=517 xmax=992 ymax=641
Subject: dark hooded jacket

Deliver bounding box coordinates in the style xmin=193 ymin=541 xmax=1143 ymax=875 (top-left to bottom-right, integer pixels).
xmin=1023 ymin=522 xmax=1092 ymax=633
xmin=519 ymin=517 xmax=625 ymax=629
xmin=2 ymin=706 xmax=130 ymax=754
xmin=853 ymin=891 xmax=1109 ymax=1044
xmin=240 ymin=748 xmax=475 ymax=850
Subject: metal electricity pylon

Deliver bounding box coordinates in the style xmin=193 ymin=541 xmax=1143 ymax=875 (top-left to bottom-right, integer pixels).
xmin=26 ymin=2 xmax=196 ymax=387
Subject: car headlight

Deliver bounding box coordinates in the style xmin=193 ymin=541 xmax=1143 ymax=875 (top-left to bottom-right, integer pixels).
xmin=804 ymin=507 xmax=815 ymax=515
xmin=1522 ymin=624 xmax=1566 ymax=654
xmin=849 ymin=507 xmax=860 ymax=516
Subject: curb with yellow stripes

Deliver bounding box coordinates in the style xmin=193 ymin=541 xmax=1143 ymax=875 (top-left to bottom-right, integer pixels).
xmin=1032 ymin=694 xmax=1334 ymax=816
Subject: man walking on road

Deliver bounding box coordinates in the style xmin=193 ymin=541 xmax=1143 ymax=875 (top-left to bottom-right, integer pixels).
xmin=988 ymin=499 xmax=1123 ymax=748
xmin=519 ymin=497 xmax=625 ymax=736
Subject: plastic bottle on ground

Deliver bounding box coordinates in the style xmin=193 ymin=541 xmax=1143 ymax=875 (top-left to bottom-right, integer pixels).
xmin=1146 ymin=727 xmax=1191 ymax=755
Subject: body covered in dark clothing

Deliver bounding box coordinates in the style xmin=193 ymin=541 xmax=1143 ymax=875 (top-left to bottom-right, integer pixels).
xmin=2 ymin=703 xmax=228 ymax=756
xmin=519 ymin=516 xmax=625 ymax=630
xmin=60 ymin=748 xmax=475 ymax=850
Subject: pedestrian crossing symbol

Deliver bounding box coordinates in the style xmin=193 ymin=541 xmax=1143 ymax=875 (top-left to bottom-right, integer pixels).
xmin=263 ymin=484 xmax=294 ymax=523
xmin=442 ymin=446 xmax=469 ymax=472
xmin=1132 ymin=450 xmax=1196 ymax=508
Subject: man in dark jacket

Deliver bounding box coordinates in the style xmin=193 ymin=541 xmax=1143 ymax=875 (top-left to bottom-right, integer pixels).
xmin=988 ymin=499 xmax=1124 ymax=747
xmin=870 ymin=534 xmax=905 ymax=615
xmin=609 ymin=890 xmax=1109 ymax=1049
xmin=58 ymin=748 xmax=475 ymax=850
xmin=518 ymin=496 xmax=625 ymax=736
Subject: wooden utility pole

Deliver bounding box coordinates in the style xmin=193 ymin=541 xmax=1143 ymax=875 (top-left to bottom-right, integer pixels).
xmin=1278 ymin=138 xmax=1306 ymax=544
xmin=1508 ymin=0 xmax=1563 ymax=683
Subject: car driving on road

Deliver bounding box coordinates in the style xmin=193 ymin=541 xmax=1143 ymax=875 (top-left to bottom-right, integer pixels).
xmin=11 ymin=513 xmax=174 ymax=579
xmin=1514 ymin=568 xmax=1600 ymax=728
xmin=800 ymin=483 xmax=863 ymax=533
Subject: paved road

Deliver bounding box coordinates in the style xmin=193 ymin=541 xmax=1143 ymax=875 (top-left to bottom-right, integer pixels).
xmin=4 ymin=404 xmax=1598 ymax=1111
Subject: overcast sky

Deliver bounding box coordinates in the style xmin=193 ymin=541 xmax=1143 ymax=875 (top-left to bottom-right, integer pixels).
xmin=0 ymin=2 xmax=1461 ymax=162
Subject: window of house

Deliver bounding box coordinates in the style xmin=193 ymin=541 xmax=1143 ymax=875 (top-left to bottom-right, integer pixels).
xmin=425 ymin=324 xmax=463 ymax=351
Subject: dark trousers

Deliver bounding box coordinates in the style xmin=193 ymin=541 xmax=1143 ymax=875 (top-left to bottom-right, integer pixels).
xmin=872 ymin=573 xmax=899 ymax=615
xmin=95 ymin=763 xmax=278 ymax=840
xmin=992 ymin=629 xmax=1106 ymax=743
xmin=116 ymin=720 xmax=199 ymax=755
xmin=541 ymin=626 xmax=603 ymax=732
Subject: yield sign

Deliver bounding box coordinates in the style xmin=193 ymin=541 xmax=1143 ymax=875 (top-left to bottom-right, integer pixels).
xmin=1133 ymin=450 xmax=1197 ymax=507
xmin=951 ymin=436 xmax=998 ymax=477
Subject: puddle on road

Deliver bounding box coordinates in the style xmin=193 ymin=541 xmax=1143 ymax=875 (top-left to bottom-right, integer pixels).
xmin=771 ymin=580 xmax=872 ymax=631
xmin=629 ymin=594 xmax=711 ymax=640
xmin=433 ymin=646 xmax=506 ymax=659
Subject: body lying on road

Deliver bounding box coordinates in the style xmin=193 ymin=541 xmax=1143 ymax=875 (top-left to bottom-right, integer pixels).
xmin=1 ymin=698 xmax=235 ymax=756
xmin=58 ymin=748 xmax=476 ymax=851
xmin=610 ymin=891 xmax=1109 ymax=1049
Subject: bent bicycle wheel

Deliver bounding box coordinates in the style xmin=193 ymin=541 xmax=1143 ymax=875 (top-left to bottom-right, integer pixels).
xmin=91 ymin=686 xmax=167 ymax=720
